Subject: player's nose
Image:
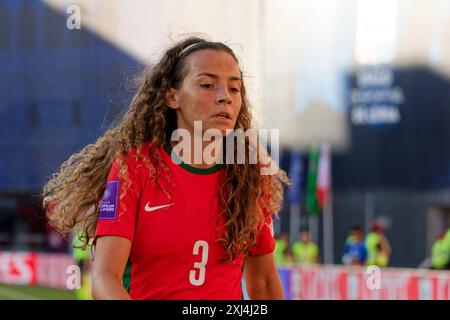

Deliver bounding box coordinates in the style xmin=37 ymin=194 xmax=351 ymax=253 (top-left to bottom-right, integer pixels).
xmin=215 ymin=85 xmax=232 ymax=105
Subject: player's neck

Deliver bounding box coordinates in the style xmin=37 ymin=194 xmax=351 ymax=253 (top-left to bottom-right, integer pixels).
xmin=169 ymin=139 xmax=222 ymax=169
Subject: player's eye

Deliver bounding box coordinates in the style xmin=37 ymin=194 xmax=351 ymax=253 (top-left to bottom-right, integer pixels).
xmin=200 ymin=84 xmax=214 ymax=89
xmin=230 ymin=87 xmax=240 ymax=93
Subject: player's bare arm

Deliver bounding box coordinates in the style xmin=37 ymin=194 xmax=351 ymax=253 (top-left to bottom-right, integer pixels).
xmin=92 ymin=236 xmax=132 ymax=300
xmin=244 ymin=253 xmax=284 ymax=300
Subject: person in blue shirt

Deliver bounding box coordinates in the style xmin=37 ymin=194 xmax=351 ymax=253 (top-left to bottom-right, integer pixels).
xmin=342 ymin=224 xmax=367 ymax=266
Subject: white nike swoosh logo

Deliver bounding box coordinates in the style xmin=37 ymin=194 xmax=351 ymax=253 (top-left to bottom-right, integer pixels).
xmin=144 ymin=202 xmax=174 ymax=212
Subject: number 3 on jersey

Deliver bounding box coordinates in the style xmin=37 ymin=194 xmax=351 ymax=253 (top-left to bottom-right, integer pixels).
xmin=189 ymin=240 xmax=209 ymax=286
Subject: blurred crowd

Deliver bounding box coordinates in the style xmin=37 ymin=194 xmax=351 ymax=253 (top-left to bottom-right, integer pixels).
xmin=274 ymin=222 xmax=393 ymax=268
xmin=274 ymin=231 xmax=319 ymax=267
xmin=275 ymin=223 xmax=450 ymax=270
xmin=341 ymin=223 xmax=391 ymax=267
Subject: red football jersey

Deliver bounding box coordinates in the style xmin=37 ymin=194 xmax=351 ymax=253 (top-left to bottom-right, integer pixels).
xmin=94 ymin=141 xmax=275 ymax=300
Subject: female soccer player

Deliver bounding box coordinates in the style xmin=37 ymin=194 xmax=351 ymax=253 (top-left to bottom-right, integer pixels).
xmin=43 ymin=36 xmax=289 ymax=300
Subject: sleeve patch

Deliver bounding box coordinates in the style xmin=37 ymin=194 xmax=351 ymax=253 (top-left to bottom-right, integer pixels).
xmin=99 ymin=180 xmax=119 ymax=220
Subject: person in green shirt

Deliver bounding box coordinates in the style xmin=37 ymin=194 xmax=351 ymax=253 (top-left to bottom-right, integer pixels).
xmin=431 ymin=229 xmax=450 ymax=270
xmin=365 ymin=223 xmax=391 ymax=267
xmin=72 ymin=230 xmax=93 ymax=300
xmin=274 ymin=233 xmax=289 ymax=266
xmin=292 ymin=230 xmax=319 ymax=266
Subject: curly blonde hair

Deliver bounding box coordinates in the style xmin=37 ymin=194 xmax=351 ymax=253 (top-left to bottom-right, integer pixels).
xmin=43 ymin=36 xmax=289 ymax=262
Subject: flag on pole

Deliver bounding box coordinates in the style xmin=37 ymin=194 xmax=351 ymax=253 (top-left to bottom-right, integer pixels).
xmin=287 ymin=150 xmax=303 ymax=205
xmin=306 ymin=143 xmax=319 ymax=216
xmin=317 ymin=143 xmax=331 ymax=209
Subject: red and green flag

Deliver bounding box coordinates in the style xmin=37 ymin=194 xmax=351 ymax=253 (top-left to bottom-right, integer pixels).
xmin=317 ymin=143 xmax=331 ymax=209
xmin=306 ymin=143 xmax=319 ymax=216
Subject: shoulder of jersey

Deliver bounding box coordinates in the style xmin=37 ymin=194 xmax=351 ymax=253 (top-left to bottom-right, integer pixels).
xmin=127 ymin=141 xmax=161 ymax=163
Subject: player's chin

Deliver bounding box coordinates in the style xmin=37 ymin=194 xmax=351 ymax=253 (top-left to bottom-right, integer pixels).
xmin=219 ymin=125 xmax=238 ymax=137
xmin=206 ymin=121 xmax=236 ymax=136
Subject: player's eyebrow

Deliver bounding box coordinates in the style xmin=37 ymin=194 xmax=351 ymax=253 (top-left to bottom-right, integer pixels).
xmin=196 ymin=72 xmax=241 ymax=82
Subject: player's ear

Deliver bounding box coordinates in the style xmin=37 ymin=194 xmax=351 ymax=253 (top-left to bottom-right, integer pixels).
xmin=165 ymin=88 xmax=180 ymax=110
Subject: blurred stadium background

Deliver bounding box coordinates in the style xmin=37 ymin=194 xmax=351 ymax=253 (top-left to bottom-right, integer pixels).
xmin=0 ymin=0 xmax=450 ymax=300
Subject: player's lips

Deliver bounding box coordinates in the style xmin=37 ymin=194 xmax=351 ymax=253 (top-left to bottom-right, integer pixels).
xmin=212 ymin=111 xmax=232 ymax=122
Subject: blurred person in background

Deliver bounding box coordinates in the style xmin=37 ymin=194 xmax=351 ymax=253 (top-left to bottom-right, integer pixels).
xmin=43 ymin=36 xmax=289 ymax=300
xmin=72 ymin=230 xmax=93 ymax=299
xmin=283 ymin=247 xmax=295 ymax=267
xmin=292 ymin=230 xmax=319 ymax=266
xmin=431 ymin=229 xmax=450 ymax=270
xmin=274 ymin=233 xmax=289 ymax=266
xmin=365 ymin=222 xmax=391 ymax=267
xmin=342 ymin=224 xmax=367 ymax=266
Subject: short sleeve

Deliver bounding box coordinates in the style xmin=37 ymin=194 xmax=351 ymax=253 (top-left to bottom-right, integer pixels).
xmin=249 ymin=213 xmax=275 ymax=256
xmin=94 ymin=157 xmax=141 ymax=244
